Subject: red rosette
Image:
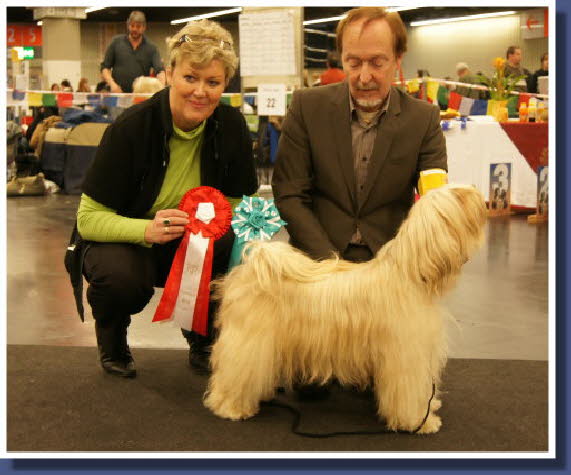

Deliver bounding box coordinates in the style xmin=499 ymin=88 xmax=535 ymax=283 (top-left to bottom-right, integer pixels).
xmin=153 ymin=186 xmax=232 ymax=335
xmin=179 ymin=186 xmax=232 ymax=240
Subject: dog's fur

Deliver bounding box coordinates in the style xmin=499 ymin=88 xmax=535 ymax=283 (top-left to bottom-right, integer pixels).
xmin=204 ymin=184 xmax=487 ymax=434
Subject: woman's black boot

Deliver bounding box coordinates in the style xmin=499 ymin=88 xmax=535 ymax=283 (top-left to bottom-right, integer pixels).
xmin=182 ymin=329 xmax=212 ymax=376
xmin=95 ymin=317 xmax=136 ymax=378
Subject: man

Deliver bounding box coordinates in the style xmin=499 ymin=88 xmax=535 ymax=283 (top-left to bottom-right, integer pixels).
xmin=504 ymin=46 xmax=530 ymax=92
xmin=455 ymin=62 xmax=486 ymax=100
xmin=319 ymin=51 xmax=346 ymax=86
xmin=272 ymin=6 xmax=447 ymax=265
xmin=101 ymin=11 xmax=165 ymax=93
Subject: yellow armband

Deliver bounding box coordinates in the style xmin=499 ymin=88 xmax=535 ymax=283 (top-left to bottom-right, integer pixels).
xmin=417 ymin=169 xmax=448 ymax=196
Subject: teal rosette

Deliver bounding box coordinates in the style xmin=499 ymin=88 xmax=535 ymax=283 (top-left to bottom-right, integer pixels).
xmin=228 ymin=196 xmax=287 ymax=269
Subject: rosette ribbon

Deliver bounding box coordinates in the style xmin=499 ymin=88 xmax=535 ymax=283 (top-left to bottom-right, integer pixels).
xmin=228 ymin=196 xmax=287 ymax=269
xmin=152 ymin=186 xmax=232 ymax=335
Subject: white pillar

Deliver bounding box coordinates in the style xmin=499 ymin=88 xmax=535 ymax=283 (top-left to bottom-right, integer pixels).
xmin=33 ymin=7 xmax=86 ymax=90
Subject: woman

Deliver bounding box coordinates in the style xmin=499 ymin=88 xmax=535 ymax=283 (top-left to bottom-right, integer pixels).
xmin=66 ymin=19 xmax=258 ymax=378
xmin=77 ymin=77 xmax=92 ymax=92
xmin=528 ymin=52 xmax=548 ymax=94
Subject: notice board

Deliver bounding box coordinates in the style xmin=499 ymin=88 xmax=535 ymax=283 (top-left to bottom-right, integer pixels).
xmin=239 ymin=10 xmax=296 ymax=77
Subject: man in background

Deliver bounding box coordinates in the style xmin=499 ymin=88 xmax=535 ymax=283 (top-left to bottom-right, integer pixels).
xmin=101 ymin=11 xmax=165 ymax=93
xmin=504 ymin=45 xmax=530 ymax=92
xmin=319 ymin=51 xmax=346 ymax=85
xmin=455 ymin=62 xmax=486 ymax=99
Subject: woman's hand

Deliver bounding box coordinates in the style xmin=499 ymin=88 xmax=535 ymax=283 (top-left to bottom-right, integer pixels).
xmin=144 ymin=209 xmax=190 ymax=244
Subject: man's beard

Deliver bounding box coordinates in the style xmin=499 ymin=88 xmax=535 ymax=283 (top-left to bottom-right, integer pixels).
xmin=355 ymin=97 xmax=384 ymax=110
xmin=354 ymin=81 xmax=384 ymax=110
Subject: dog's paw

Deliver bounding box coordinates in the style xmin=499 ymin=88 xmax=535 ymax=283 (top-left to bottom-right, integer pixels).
xmin=430 ymin=398 xmax=442 ymax=412
xmin=204 ymin=395 xmax=258 ymax=421
xmin=416 ymin=413 xmax=442 ymax=434
xmin=218 ymin=408 xmax=257 ymax=421
xmin=209 ymin=404 xmax=258 ymax=421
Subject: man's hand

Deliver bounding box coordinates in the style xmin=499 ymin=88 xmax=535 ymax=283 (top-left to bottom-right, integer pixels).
xmin=101 ymin=68 xmax=122 ymax=93
xmin=110 ymin=82 xmax=123 ymax=93
xmin=144 ymin=209 xmax=189 ymax=244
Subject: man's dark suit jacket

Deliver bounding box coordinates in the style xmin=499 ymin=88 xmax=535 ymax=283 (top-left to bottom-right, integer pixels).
xmin=272 ymin=82 xmax=447 ymax=260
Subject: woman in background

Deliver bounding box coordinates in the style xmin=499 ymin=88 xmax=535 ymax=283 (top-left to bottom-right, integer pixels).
xmin=528 ymin=52 xmax=548 ymax=94
xmin=77 ymin=77 xmax=92 ymax=93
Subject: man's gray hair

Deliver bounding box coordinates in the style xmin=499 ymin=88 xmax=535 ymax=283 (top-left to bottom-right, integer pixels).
xmin=455 ymin=62 xmax=469 ymax=73
xmin=127 ymin=10 xmax=146 ymax=25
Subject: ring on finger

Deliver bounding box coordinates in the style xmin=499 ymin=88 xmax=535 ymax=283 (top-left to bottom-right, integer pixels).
xmin=162 ymin=218 xmax=171 ymax=226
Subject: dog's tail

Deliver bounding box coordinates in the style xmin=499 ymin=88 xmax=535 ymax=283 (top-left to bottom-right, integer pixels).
xmin=216 ymin=241 xmax=354 ymax=296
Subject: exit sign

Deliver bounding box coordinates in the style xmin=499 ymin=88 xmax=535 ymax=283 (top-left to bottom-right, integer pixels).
xmin=13 ymin=46 xmax=35 ymax=60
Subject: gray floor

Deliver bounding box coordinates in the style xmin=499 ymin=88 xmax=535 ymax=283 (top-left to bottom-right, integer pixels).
xmin=7 ymin=193 xmax=549 ymax=361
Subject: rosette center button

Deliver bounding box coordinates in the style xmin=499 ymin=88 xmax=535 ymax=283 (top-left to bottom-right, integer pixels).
xmin=196 ymin=202 xmax=215 ymax=224
xmin=247 ymin=210 xmax=266 ymax=229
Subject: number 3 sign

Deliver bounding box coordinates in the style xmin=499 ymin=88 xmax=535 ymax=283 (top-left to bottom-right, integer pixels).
xmin=257 ymin=84 xmax=286 ymax=116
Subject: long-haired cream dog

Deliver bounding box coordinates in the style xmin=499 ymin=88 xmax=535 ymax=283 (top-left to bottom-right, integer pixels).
xmin=204 ymin=184 xmax=487 ymax=434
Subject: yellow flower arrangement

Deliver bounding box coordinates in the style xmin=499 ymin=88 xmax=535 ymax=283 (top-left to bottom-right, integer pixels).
xmin=477 ymin=57 xmax=526 ymax=101
xmin=493 ymin=57 xmax=506 ymax=69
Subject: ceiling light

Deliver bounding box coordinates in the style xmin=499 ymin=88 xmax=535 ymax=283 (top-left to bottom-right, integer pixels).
xmin=303 ymin=15 xmax=346 ymax=26
xmin=304 ymin=28 xmax=336 ymax=38
xmin=304 ymin=45 xmax=328 ymax=53
xmin=387 ymin=7 xmax=419 ymax=13
xmin=171 ymin=7 xmax=242 ymax=25
xmin=85 ymin=7 xmax=106 ymax=14
xmin=303 ymin=7 xmax=418 ymax=25
xmin=411 ymin=10 xmax=516 ymax=27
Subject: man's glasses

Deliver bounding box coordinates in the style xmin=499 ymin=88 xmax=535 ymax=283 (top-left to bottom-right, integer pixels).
xmin=176 ymin=34 xmax=233 ymax=51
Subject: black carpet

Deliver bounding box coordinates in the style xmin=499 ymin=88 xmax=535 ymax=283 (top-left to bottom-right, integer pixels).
xmin=7 ymin=345 xmax=548 ymax=452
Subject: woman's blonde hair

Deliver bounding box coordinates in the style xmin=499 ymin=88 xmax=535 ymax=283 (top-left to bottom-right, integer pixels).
xmin=167 ymin=19 xmax=238 ymax=84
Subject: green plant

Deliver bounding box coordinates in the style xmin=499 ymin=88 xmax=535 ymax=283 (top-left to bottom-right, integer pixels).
xmin=476 ymin=57 xmax=526 ymax=101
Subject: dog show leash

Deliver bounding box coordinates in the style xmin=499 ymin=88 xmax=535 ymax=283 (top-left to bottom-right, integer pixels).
xmin=261 ymin=383 xmax=436 ymax=438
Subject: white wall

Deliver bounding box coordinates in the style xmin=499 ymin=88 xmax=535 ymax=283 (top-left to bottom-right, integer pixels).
xmin=402 ymin=13 xmax=548 ymax=80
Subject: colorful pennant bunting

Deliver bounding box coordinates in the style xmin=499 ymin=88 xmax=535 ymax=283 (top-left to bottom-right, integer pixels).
xmin=447 ymin=91 xmax=462 ymax=111
xmin=407 ymin=79 xmax=420 ymax=94
xmin=437 ymin=85 xmax=449 ymax=108
xmin=27 ymin=92 xmax=43 ymax=107
xmin=458 ymin=97 xmax=474 ymax=116
xmin=471 ymin=99 xmax=488 ymax=116
xmin=87 ymin=94 xmax=102 ymax=106
xmin=42 ymin=93 xmax=57 ymax=107
xmin=102 ymin=95 xmax=118 ymax=107
xmin=57 ymin=92 xmax=73 ymax=108
xmin=426 ymin=80 xmax=439 ymax=104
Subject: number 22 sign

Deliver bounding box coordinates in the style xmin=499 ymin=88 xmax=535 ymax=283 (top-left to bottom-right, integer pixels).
xmin=257 ymin=84 xmax=286 ymax=116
